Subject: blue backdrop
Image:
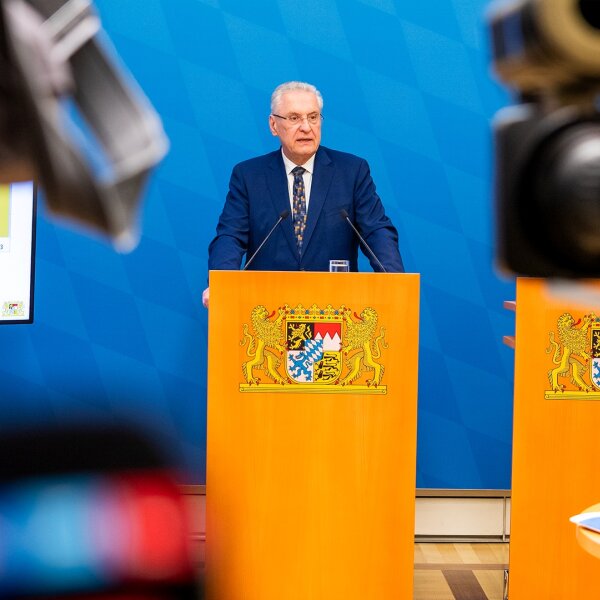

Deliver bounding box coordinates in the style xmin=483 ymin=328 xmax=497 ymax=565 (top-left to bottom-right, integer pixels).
xmin=0 ymin=0 xmax=515 ymax=488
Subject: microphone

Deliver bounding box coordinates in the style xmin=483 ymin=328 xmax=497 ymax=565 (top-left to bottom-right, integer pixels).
xmin=340 ymin=209 xmax=387 ymax=273
xmin=243 ymin=210 xmax=290 ymax=270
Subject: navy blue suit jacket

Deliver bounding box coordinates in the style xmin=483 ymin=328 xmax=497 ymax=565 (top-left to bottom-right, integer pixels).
xmin=208 ymin=146 xmax=404 ymax=272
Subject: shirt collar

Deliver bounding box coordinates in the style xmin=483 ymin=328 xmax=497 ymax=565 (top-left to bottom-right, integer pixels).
xmin=281 ymin=149 xmax=316 ymax=175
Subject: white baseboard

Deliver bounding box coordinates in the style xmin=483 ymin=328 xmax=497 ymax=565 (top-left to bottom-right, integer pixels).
xmin=181 ymin=486 xmax=511 ymax=542
xmin=415 ymin=492 xmax=510 ymax=540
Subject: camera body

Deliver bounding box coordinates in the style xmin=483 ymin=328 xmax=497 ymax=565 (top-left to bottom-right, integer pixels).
xmin=489 ymin=0 xmax=600 ymax=277
xmin=495 ymin=104 xmax=600 ymax=277
xmin=0 ymin=0 xmax=168 ymax=249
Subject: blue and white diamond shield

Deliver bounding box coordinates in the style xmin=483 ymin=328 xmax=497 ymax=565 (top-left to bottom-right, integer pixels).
xmin=287 ymin=338 xmax=323 ymax=383
xmin=592 ymin=358 xmax=600 ymax=390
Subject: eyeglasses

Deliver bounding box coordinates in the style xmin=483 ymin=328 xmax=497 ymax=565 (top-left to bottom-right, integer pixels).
xmin=272 ymin=112 xmax=323 ymax=126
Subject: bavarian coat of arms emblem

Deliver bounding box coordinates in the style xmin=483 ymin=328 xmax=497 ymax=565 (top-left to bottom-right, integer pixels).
xmin=239 ymin=303 xmax=387 ymax=394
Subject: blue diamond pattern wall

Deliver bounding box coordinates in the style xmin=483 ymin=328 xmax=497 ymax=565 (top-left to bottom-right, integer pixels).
xmin=0 ymin=0 xmax=515 ymax=488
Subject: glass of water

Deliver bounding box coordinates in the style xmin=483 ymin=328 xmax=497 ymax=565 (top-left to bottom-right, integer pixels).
xmin=329 ymin=259 xmax=350 ymax=272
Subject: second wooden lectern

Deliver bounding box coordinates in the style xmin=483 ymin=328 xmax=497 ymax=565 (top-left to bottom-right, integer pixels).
xmin=509 ymin=279 xmax=600 ymax=599
xmin=206 ymin=270 xmax=419 ymax=600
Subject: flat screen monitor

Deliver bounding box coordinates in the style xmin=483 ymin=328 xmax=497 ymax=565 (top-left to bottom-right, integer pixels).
xmin=0 ymin=181 xmax=37 ymax=324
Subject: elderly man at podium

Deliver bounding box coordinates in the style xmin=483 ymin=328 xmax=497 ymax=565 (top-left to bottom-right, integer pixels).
xmin=202 ymin=81 xmax=403 ymax=307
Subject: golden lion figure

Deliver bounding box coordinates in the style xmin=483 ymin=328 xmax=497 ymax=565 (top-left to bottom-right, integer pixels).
xmin=340 ymin=307 xmax=387 ymax=387
xmin=240 ymin=305 xmax=287 ymax=385
xmin=547 ymin=312 xmax=596 ymax=392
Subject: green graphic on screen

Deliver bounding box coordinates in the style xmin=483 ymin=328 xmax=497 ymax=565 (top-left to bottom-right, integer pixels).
xmin=0 ymin=185 xmax=9 ymax=237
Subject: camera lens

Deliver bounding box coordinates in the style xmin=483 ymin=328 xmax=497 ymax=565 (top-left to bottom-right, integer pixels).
xmin=529 ymin=121 xmax=600 ymax=268
xmin=578 ymin=0 xmax=600 ymax=30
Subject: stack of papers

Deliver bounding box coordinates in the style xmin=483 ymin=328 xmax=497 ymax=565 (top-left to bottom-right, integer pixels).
xmin=570 ymin=512 xmax=600 ymax=534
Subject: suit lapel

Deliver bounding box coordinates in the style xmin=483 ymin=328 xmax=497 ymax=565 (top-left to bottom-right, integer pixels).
xmin=266 ymin=150 xmax=298 ymax=257
xmin=302 ymin=147 xmax=334 ymax=254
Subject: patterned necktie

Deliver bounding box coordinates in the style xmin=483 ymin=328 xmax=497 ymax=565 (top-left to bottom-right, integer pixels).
xmin=292 ymin=166 xmax=307 ymax=253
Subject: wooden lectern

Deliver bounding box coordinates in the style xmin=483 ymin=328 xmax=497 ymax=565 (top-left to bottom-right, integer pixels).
xmin=206 ymin=270 xmax=419 ymax=600
xmin=508 ymin=278 xmax=600 ymax=599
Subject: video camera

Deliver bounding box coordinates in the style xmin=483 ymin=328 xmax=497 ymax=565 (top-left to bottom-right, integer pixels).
xmin=489 ymin=0 xmax=600 ymax=277
xmin=0 ymin=0 xmax=168 ymax=250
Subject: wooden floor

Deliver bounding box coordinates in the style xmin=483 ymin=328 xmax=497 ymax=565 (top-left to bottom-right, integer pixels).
xmin=195 ymin=541 xmax=509 ymax=599
xmin=414 ymin=543 xmax=509 ymax=600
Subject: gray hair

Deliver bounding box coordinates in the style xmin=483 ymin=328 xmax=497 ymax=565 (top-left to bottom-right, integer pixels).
xmin=270 ymin=81 xmax=323 ymax=114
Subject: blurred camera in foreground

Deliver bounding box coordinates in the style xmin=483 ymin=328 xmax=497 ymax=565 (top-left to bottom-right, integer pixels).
xmin=0 ymin=423 xmax=201 ymax=599
xmin=0 ymin=0 xmax=168 ymax=250
xmin=489 ymin=0 xmax=600 ymax=277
